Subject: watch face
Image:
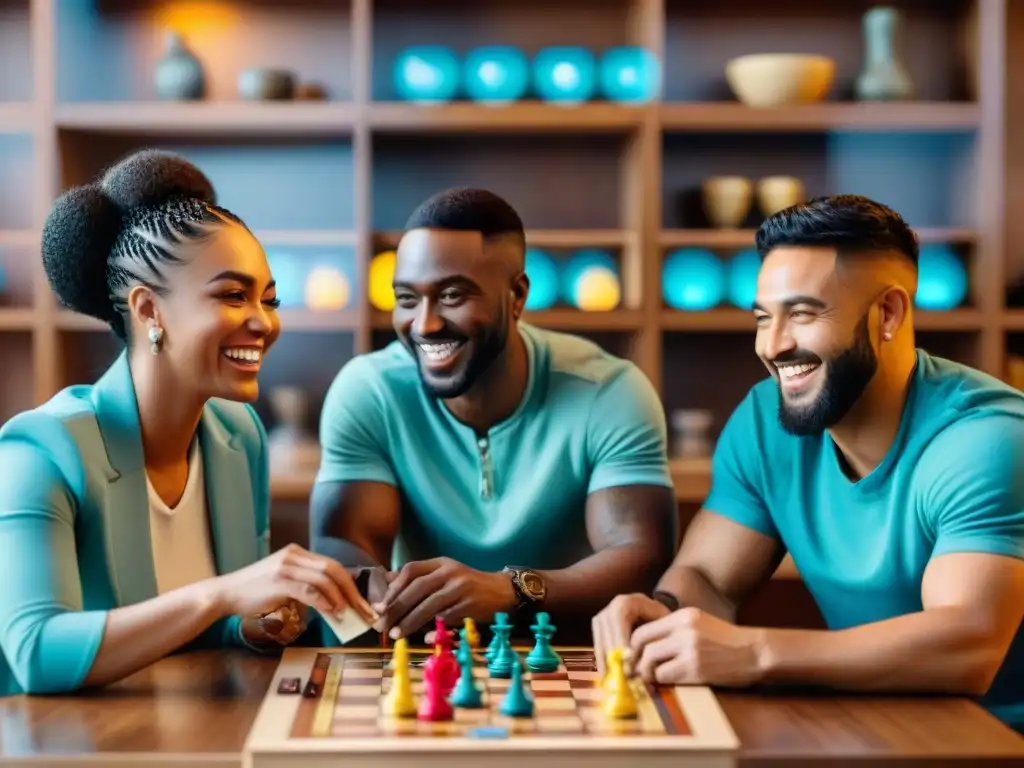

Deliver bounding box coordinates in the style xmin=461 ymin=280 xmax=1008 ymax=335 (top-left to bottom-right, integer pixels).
xmin=521 ymin=571 xmax=545 ymax=598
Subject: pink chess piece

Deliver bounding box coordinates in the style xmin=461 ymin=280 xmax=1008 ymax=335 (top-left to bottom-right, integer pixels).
xmin=424 ymin=617 xmax=460 ymax=694
xmin=417 ymin=652 xmax=454 ymax=721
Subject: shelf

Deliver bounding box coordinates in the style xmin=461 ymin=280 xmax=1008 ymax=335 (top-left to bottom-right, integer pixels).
xmin=374 ymin=229 xmax=630 ymax=251
xmin=277 ymin=309 xmax=360 ymax=332
xmin=257 ymin=230 xmax=357 ymax=247
xmin=0 ymin=103 xmax=34 ymax=134
xmin=369 ymin=102 xmax=646 ymax=134
xmin=56 ymin=311 xmax=106 ymax=332
xmin=53 ymin=102 xmax=359 ymax=136
xmin=1002 ymin=311 xmax=1024 ymax=332
xmin=0 ymin=229 xmax=36 ymax=247
xmin=0 ymin=308 xmax=37 ymax=331
xmin=660 ymin=102 xmax=980 ymax=132
xmin=661 ymin=308 xmax=985 ymax=333
xmin=660 ymin=227 xmax=978 ymax=250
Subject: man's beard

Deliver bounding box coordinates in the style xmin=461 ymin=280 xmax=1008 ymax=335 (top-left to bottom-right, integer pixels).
xmin=777 ymin=314 xmax=878 ymax=436
xmin=417 ymin=304 xmax=510 ymax=400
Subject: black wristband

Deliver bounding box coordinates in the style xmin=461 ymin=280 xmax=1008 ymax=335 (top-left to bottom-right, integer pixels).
xmin=651 ymin=589 xmax=680 ymax=612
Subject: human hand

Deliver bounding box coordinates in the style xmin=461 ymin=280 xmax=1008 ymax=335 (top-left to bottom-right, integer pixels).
xmin=592 ymin=593 xmax=670 ymax=676
xmin=631 ymin=607 xmax=764 ymax=687
xmin=240 ymin=601 xmax=308 ymax=648
xmin=371 ymin=557 xmax=516 ymax=640
xmin=209 ymin=544 xmax=376 ymax=624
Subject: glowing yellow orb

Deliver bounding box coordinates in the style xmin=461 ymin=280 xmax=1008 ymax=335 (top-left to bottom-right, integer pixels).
xmin=304 ymin=266 xmax=350 ymax=311
xmin=575 ymin=266 xmax=620 ymax=311
xmin=369 ymin=250 xmax=397 ymax=311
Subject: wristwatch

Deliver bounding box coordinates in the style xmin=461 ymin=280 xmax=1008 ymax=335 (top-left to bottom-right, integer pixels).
xmin=502 ymin=566 xmax=547 ymax=611
xmin=651 ymin=589 xmax=680 ymax=611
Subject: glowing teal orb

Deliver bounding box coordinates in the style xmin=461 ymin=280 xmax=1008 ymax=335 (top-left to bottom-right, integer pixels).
xmin=533 ymin=47 xmax=596 ymax=105
xmin=600 ymin=47 xmax=661 ymax=103
xmin=726 ymin=248 xmax=762 ymax=309
xmin=915 ymin=244 xmax=968 ymax=310
xmin=264 ymin=250 xmax=304 ymax=308
xmin=394 ymin=46 xmax=460 ymax=103
xmin=662 ymin=248 xmax=726 ymax=310
xmin=464 ymin=46 xmax=529 ymax=104
xmin=561 ymin=249 xmax=617 ymax=305
xmin=524 ymin=248 xmax=559 ymax=310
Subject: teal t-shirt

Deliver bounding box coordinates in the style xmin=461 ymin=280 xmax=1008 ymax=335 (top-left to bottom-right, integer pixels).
xmin=316 ymin=323 xmax=673 ymax=571
xmin=706 ymin=349 xmax=1024 ymax=732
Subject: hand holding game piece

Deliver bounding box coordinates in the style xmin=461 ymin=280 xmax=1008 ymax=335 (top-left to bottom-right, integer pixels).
xmin=630 ymin=607 xmax=763 ymax=687
xmin=241 ymin=600 xmax=307 ymax=648
xmin=592 ymin=592 xmax=672 ymax=676
xmin=207 ymin=543 xmax=377 ymax=625
xmin=371 ymin=557 xmax=517 ymax=640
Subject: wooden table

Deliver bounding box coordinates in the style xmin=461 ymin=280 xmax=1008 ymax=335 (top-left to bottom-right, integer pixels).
xmin=1 ymin=650 xmax=1022 ymax=767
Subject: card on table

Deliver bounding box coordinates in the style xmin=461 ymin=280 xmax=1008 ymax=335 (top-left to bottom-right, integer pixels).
xmin=317 ymin=604 xmax=377 ymax=644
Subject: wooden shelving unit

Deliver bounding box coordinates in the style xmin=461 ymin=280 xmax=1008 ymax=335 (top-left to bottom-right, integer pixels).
xmin=0 ymin=0 xmax=1014 ymax=517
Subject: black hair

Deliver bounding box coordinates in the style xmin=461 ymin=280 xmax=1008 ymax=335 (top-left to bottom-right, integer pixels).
xmin=755 ymin=194 xmax=919 ymax=267
xmin=41 ymin=149 xmax=246 ymax=341
xmin=404 ymin=187 xmax=526 ymax=255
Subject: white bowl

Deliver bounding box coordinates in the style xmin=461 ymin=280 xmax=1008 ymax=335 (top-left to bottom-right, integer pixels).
xmin=725 ymin=54 xmax=835 ymax=107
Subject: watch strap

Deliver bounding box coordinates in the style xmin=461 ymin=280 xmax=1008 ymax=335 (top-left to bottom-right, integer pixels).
xmin=651 ymin=589 xmax=680 ymax=612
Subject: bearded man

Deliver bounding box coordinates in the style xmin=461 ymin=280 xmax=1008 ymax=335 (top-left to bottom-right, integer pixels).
xmin=311 ymin=187 xmax=677 ymax=642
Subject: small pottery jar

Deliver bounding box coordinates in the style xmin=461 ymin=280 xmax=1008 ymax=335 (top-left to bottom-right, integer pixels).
xmin=756 ymin=176 xmax=805 ymax=217
xmin=855 ymin=6 xmax=914 ymax=100
xmin=155 ymin=31 xmax=205 ymax=100
xmin=238 ymin=68 xmax=296 ymax=100
xmin=702 ymin=176 xmax=752 ymax=229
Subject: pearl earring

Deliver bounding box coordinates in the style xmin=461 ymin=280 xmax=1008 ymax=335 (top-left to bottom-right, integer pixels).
xmin=148 ymin=324 xmax=164 ymax=355
xmin=883 ymin=331 xmax=892 ymax=341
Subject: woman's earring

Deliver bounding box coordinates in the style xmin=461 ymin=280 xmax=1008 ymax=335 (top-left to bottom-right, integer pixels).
xmin=883 ymin=331 xmax=892 ymax=341
xmin=148 ymin=324 xmax=164 ymax=355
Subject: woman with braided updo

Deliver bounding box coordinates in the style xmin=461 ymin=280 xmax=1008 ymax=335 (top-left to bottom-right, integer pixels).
xmin=0 ymin=150 xmax=374 ymax=695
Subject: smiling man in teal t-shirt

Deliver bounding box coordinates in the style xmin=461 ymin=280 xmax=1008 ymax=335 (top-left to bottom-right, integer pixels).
xmin=310 ymin=188 xmax=678 ymax=643
xmin=593 ymin=194 xmax=1024 ymax=735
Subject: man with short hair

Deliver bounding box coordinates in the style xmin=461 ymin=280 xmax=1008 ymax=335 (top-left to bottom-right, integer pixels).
xmin=593 ymin=194 xmax=1024 ymax=734
xmin=312 ymin=187 xmax=678 ymax=640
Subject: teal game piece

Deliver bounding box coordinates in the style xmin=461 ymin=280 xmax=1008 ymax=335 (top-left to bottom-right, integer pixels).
xmin=449 ymin=647 xmax=483 ymax=709
xmin=485 ymin=612 xmax=510 ymax=663
xmin=456 ymin=628 xmax=474 ymax=667
xmin=487 ymin=626 xmax=514 ymax=678
xmin=498 ymin=654 xmax=533 ymax=717
xmin=525 ymin=612 xmax=561 ymax=672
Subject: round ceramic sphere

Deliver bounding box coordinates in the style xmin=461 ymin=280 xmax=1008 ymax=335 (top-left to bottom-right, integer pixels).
xmin=304 ymin=266 xmax=350 ymax=311
xmin=369 ymin=250 xmax=397 ymax=311
xmin=524 ymin=248 xmax=559 ymax=310
xmin=915 ymin=244 xmax=968 ymax=310
xmin=394 ymin=46 xmax=460 ymax=103
xmin=600 ymin=46 xmax=661 ymax=103
xmin=575 ymin=266 xmax=621 ymax=311
xmin=464 ymin=46 xmax=529 ymax=104
xmin=726 ymin=248 xmax=762 ymax=309
xmin=662 ymin=248 xmax=726 ymax=310
xmin=533 ymin=46 xmax=597 ymax=104
xmin=561 ymin=249 xmax=617 ymax=306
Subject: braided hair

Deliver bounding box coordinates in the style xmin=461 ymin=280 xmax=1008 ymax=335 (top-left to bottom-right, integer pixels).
xmin=41 ymin=149 xmax=247 ymax=341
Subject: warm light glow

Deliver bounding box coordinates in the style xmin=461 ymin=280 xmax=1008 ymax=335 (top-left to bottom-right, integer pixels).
xmin=575 ymin=267 xmax=620 ymax=311
xmin=369 ymin=251 xmax=397 ymax=311
xmin=304 ymin=267 xmax=350 ymax=311
xmin=152 ymin=1 xmax=242 ymax=35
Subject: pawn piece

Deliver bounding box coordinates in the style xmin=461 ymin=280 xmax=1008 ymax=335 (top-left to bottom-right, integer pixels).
xmin=383 ymin=638 xmax=417 ymax=718
xmin=525 ymin=611 xmax=561 ymax=673
xmin=456 ymin=628 xmax=474 ymax=667
xmin=425 ymin=623 xmax=460 ymax=695
xmin=487 ymin=626 xmax=515 ymax=678
xmin=463 ymin=617 xmax=480 ymax=649
xmin=601 ymin=647 xmax=634 ymax=692
xmin=602 ymin=648 xmax=637 ymax=719
xmin=485 ymin=612 xmax=510 ymax=662
xmin=417 ymin=656 xmax=454 ymax=721
xmin=498 ymin=654 xmax=534 ymax=717
xmin=449 ymin=643 xmax=484 ymax=709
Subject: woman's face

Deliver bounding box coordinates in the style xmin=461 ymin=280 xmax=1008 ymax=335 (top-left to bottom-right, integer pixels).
xmin=150 ymin=223 xmax=282 ymax=403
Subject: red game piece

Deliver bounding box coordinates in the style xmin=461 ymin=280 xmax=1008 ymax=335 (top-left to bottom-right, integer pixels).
xmin=417 ymin=658 xmax=454 ymax=721
xmin=425 ymin=617 xmax=460 ymax=694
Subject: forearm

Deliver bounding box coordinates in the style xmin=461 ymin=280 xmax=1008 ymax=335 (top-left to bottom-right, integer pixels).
xmin=310 ymin=533 xmax=382 ymax=568
xmin=655 ymin=565 xmax=738 ymax=622
xmin=538 ymin=544 xmax=666 ymax=619
xmin=82 ymin=581 xmax=226 ymax=688
xmin=756 ymin=606 xmax=1004 ymax=695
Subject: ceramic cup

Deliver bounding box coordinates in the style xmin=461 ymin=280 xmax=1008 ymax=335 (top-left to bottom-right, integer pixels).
xmin=702 ymin=176 xmax=753 ymax=229
xmin=756 ymin=175 xmax=805 ymax=217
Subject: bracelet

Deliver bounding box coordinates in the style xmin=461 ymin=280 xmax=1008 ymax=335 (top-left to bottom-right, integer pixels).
xmin=651 ymin=589 xmax=680 ymax=612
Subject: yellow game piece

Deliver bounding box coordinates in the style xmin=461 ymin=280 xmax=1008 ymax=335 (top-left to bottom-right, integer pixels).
xmin=602 ymin=648 xmax=638 ymax=719
xmin=601 ymin=647 xmax=633 ymax=692
xmin=383 ymin=638 xmax=416 ymax=718
xmin=463 ymin=618 xmax=480 ymax=649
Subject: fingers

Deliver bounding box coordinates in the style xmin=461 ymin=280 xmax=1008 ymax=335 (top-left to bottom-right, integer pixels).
xmin=634 ymin=636 xmax=678 ymax=683
xmin=376 ymin=559 xmax=442 ymax=612
xmin=630 ymin=608 xmax=686 ymax=650
xmin=385 ymin=572 xmax=452 ymax=639
xmin=281 ymin=548 xmax=377 ymax=624
xmin=593 ymin=595 xmax=668 ymax=676
xmin=300 ymin=552 xmax=378 ymax=624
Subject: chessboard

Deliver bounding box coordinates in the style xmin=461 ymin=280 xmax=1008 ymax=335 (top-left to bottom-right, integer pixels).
xmin=242 ymin=646 xmax=739 ymax=768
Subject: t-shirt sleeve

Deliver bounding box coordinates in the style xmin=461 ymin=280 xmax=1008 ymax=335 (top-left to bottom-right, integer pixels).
xmin=586 ymin=365 xmax=674 ymax=493
xmin=702 ymin=391 xmax=779 ymax=539
xmin=920 ymin=413 xmax=1024 ymax=561
xmin=315 ymin=357 xmax=397 ymax=486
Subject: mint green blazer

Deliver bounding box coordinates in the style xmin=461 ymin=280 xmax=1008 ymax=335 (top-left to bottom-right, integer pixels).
xmin=0 ymin=351 xmax=271 ymax=695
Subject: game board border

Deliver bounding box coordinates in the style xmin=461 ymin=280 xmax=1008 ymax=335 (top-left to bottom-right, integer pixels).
xmin=242 ymin=647 xmax=739 ymax=766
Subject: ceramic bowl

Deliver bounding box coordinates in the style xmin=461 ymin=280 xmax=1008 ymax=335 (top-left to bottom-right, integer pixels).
xmin=725 ymin=54 xmax=835 ymax=107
